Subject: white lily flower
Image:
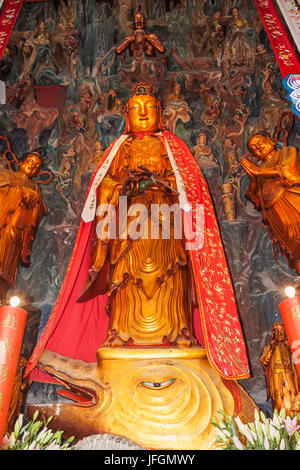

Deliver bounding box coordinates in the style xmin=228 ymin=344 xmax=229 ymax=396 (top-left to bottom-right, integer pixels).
xmin=269 ymin=424 xmax=280 ymax=443
xmin=45 ymin=441 xmax=61 ymax=450
xmin=36 ymin=427 xmax=48 ymax=443
xmin=234 ymin=417 xmax=255 ymax=445
xmin=215 ymin=427 xmax=228 ymax=441
xmin=28 ymin=441 xmax=40 ymax=450
xmin=16 ymin=414 xmax=23 ymax=428
xmin=272 ymin=412 xmax=281 ymax=428
xmin=264 ymin=436 xmax=270 ymax=450
xmin=233 ymin=436 xmax=245 ymax=450
xmin=8 ymin=433 xmax=16 ymax=448
xmin=234 ymin=416 xmax=244 ymax=430
xmin=22 ymin=431 xmax=30 ymax=443
xmin=279 ymin=438 xmax=286 ymax=450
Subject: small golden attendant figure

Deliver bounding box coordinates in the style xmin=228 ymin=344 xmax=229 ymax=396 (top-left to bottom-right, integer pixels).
xmin=260 ymin=322 xmax=299 ymax=414
xmin=241 ymin=133 xmax=300 ymax=274
xmin=0 ymin=150 xmax=46 ymax=303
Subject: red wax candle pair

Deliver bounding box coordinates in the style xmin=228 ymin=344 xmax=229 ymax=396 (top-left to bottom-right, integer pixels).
xmin=279 ymin=295 xmax=300 ymax=377
xmin=0 ymin=305 xmax=27 ymax=447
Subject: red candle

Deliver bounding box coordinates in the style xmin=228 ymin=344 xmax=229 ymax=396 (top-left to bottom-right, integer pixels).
xmin=279 ymin=295 xmax=300 ymax=377
xmin=0 ymin=304 xmax=27 ymax=446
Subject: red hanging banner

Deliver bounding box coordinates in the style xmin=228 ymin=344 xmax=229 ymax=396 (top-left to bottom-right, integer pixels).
xmin=0 ymin=0 xmax=23 ymax=61
xmin=254 ymin=0 xmax=300 ymax=78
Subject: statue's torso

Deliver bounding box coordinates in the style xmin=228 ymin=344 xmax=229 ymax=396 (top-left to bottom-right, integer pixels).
xmin=121 ymin=134 xmax=170 ymax=174
xmin=101 ymin=134 xmax=194 ymax=346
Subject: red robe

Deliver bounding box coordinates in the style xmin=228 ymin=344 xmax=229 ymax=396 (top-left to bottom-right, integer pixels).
xmin=25 ymin=131 xmax=250 ymax=383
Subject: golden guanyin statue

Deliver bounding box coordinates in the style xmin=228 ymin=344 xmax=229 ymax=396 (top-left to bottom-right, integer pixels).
xmin=24 ymin=84 xmax=253 ymax=450
xmin=260 ymin=322 xmax=299 ymax=414
xmin=241 ymin=133 xmax=300 ymax=274
xmin=0 ymin=150 xmax=46 ymax=303
xmin=26 ymin=82 xmax=249 ymax=376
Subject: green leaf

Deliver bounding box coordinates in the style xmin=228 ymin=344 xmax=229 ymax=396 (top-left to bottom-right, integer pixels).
xmin=260 ymin=411 xmax=266 ymax=423
xmin=279 ymin=408 xmax=286 ymax=419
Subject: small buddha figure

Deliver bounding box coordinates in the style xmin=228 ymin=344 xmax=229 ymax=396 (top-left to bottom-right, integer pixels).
xmin=192 ymin=132 xmax=218 ymax=168
xmin=87 ymin=140 xmax=105 ymax=171
xmin=60 ymin=145 xmax=77 ymax=175
xmin=33 ymin=22 xmax=50 ymax=41
xmin=229 ymin=7 xmax=249 ymax=32
xmin=163 ymin=83 xmax=191 ymax=133
xmin=260 ymin=322 xmax=299 ymax=414
xmin=240 ymin=133 xmax=300 ymax=274
xmin=166 ymin=82 xmax=185 ymax=105
xmin=0 ymin=150 xmax=46 ymax=303
xmin=105 ymin=89 xmax=123 ymax=115
xmin=223 ymin=137 xmax=239 ymax=170
xmin=210 ymin=22 xmax=225 ymax=67
xmin=115 ymin=12 xmax=165 ymax=58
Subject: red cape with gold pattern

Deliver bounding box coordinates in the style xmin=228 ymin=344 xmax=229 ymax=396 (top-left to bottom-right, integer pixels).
xmin=25 ymin=131 xmax=250 ymax=382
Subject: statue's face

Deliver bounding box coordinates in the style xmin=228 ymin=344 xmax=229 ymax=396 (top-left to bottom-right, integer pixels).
xmin=174 ymin=83 xmax=181 ymax=94
xmin=134 ymin=13 xmax=145 ymax=29
xmin=19 ymin=154 xmax=42 ymax=178
xmin=198 ymin=133 xmax=207 ymax=145
xmin=248 ymin=134 xmax=276 ymax=160
xmin=127 ymin=94 xmax=160 ymax=133
xmin=94 ymin=141 xmax=103 ymax=152
xmin=274 ymin=323 xmax=285 ymax=341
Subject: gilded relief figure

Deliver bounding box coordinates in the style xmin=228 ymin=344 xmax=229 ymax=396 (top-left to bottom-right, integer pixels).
xmin=223 ymin=137 xmax=239 ymax=170
xmin=240 ymin=133 xmax=300 ymax=274
xmin=116 ymin=12 xmax=165 ymax=58
xmin=260 ymin=322 xmax=299 ymax=414
xmin=162 ymin=82 xmax=192 ymax=134
xmin=0 ymin=150 xmax=47 ymax=303
xmin=86 ymin=140 xmax=105 ymax=171
xmin=192 ymin=132 xmax=218 ymax=168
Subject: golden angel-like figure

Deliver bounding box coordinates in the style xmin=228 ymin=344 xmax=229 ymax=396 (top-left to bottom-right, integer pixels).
xmin=260 ymin=322 xmax=299 ymax=414
xmin=240 ymin=133 xmax=300 ymax=274
xmin=0 ymin=149 xmax=47 ymax=303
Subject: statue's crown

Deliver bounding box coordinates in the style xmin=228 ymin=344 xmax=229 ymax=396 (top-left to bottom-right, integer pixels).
xmin=131 ymin=83 xmax=154 ymax=97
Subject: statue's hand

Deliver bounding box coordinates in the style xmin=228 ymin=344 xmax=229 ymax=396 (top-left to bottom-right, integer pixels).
xmin=138 ymin=176 xmax=154 ymax=192
xmin=240 ymin=156 xmax=261 ymax=176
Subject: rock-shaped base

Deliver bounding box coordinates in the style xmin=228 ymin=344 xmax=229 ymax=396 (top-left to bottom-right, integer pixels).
xmin=27 ymin=347 xmax=257 ymax=450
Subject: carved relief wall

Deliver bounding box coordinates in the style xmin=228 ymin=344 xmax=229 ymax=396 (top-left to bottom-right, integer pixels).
xmin=1 ymin=0 xmax=299 ymax=408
